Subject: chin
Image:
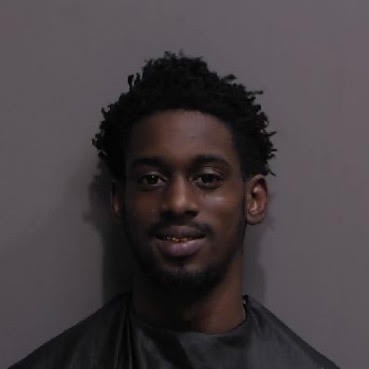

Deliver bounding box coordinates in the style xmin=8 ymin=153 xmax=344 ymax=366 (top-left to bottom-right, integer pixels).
xmin=143 ymin=261 xmax=227 ymax=299
xmin=130 ymin=238 xmax=240 ymax=297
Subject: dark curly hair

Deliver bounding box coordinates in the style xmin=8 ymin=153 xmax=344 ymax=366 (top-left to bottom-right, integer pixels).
xmin=92 ymin=52 xmax=276 ymax=180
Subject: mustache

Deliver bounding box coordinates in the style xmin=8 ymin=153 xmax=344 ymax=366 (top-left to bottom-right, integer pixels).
xmin=148 ymin=221 xmax=212 ymax=237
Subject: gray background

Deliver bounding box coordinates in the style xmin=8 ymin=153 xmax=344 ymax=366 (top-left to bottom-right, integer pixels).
xmin=1 ymin=1 xmax=368 ymax=368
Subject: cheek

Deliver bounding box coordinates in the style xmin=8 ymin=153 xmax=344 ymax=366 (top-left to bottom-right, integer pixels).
xmin=125 ymin=194 xmax=158 ymax=225
xmin=205 ymin=191 xmax=245 ymax=229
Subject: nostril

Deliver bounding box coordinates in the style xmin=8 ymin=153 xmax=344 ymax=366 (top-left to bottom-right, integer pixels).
xmin=160 ymin=180 xmax=199 ymax=216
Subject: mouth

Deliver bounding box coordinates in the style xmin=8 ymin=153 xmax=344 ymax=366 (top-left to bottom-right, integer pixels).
xmin=153 ymin=230 xmax=206 ymax=258
xmin=156 ymin=235 xmax=204 ymax=243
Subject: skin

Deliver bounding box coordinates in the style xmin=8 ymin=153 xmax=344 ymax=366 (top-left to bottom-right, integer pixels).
xmin=112 ymin=110 xmax=268 ymax=334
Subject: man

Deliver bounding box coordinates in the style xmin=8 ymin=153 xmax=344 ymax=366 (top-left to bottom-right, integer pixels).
xmin=10 ymin=52 xmax=339 ymax=368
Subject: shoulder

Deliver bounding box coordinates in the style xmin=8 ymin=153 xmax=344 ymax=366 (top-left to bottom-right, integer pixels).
xmin=245 ymin=295 xmax=340 ymax=369
xmin=9 ymin=293 xmax=131 ymax=369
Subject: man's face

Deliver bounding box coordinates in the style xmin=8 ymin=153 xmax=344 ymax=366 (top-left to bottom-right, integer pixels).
xmin=115 ymin=110 xmax=250 ymax=292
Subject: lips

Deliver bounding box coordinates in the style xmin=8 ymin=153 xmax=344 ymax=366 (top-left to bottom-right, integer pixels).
xmin=156 ymin=235 xmax=202 ymax=242
xmin=153 ymin=227 xmax=206 ymax=258
xmin=155 ymin=227 xmax=205 ymax=239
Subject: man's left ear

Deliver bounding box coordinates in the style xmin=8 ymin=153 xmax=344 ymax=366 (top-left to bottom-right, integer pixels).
xmin=244 ymin=174 xmax=268 ymax=225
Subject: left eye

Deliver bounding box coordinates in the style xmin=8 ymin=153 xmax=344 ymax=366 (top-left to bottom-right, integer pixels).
xmin=195 ymin=174 xmax=222 ymax=188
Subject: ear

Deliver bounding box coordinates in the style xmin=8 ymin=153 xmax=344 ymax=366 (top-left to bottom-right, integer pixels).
xmin=244 ymin=174 xmax=268 ymax=225
xmin=111 ymin=181 xmax=124 ymax=219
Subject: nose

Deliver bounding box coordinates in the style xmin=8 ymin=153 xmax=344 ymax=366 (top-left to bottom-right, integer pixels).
xmin=160 ymin=175 xmax=199 ymax=218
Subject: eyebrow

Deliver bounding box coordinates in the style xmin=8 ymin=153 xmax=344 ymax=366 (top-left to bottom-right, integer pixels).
xmin=129 ymin=154 xmax=231 ymax=171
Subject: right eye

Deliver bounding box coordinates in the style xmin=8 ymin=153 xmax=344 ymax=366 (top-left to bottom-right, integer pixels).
xmin=137 ymin=174 xmax=164 ymax=188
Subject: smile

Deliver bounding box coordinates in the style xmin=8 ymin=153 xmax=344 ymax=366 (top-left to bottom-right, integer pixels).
xmin=156 ymin=235 xmax=203 ymax=242
xmin=154 ymin=234 xmax=206 ymax=258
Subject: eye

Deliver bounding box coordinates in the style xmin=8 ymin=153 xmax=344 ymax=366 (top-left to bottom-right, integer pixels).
xmin=137 ymin=174 xmax=165 ymax=188
xmin=194 ymin=173 xmax=223 ymax=189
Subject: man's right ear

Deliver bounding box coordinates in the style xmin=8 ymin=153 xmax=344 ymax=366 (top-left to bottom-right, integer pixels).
xmin=111 ymin=181 xmax=124 ymax=219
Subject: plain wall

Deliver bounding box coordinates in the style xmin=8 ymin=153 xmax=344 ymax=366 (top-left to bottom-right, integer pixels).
xmin=1 ymin=1 xmax=368 ymax=367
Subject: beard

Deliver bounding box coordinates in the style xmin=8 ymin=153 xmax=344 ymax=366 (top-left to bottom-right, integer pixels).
xmin=134 ymin=249 xmax=237 ymax=300
xmin=123 ymin=213 xmax=246 ymax=302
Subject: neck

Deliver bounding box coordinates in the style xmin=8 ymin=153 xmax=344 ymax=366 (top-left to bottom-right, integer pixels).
xmin=132 ymin=256 xmax=245 ymax=334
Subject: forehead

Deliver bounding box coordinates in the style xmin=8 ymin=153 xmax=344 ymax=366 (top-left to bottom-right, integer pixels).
xmin=126 ymin=110 xmax=240 ymax=167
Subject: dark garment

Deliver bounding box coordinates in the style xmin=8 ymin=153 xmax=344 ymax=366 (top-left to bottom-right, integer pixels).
xmin=10 ymin=294 xmax=339 ymax=369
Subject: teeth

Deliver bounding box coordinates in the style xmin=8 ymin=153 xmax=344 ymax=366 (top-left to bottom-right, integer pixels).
xmin=160 ymin=236 xmax=195 ymax=242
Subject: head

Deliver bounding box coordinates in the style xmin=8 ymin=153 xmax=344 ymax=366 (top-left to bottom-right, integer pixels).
xmin=93 ymin=52 xmax=276 ymax=295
